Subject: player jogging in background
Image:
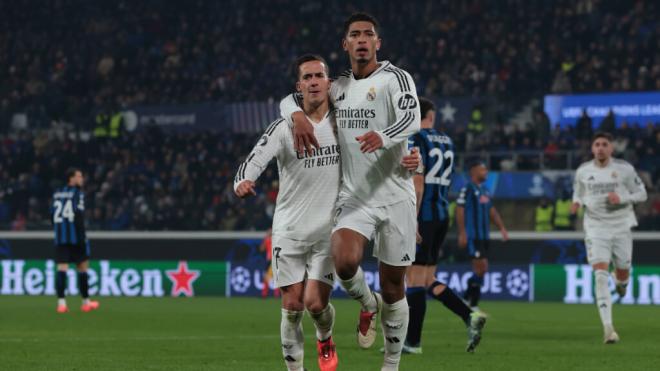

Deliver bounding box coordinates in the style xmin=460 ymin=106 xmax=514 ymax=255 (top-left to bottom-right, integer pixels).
xmin=456 ymin=161 xmax=508 ymax=312
xmin=571 ymin=131 xmax=647 ymax=344
xmin=259 ymin=228 xmax=280 ymax=298
xmin=404 ymin=97 xmax=486 ymax=354
xmin=282 ymin=13 xmax=421 ymax=371
xmin=51 ymin=168 xmax=99 ymax=313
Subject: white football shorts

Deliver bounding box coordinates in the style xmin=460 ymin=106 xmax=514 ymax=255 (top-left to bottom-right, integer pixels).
xmin=584 ymin=229 xmax=632 ymax=270
xmin=332 ymin=197 xmax=416 ymax=267
xmin=271 ymin=234 xmax=335 ymax=288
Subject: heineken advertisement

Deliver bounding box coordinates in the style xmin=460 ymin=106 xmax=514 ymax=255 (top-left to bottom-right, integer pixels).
xmin=228 ymin=261 xmax=532 ymax=301
xmin=3 ymin=259 xmax=658 ymax=305
xmin=0 ymin=260 xmax=227 ymax=297
xmin=534 ymin=264 xmax=660 ymax=305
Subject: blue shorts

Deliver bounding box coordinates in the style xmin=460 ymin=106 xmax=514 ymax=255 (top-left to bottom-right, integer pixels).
xmin=467 ymin=239 xmax=489 ymax=259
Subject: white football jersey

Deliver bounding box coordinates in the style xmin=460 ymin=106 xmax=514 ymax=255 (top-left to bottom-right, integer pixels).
xmin=572 ymin=158 xmax=647 ymax=233
xmin=234 ymin=113 xmax=340 ymax=241
xmin=282 ymin=61 xmax=421 ymax=207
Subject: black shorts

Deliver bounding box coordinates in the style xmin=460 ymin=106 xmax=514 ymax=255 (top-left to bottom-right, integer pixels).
xmin=413 ymin=219 xmax=449 ymax=266
xmin=467 ymin=239 xmax=489 ymax=259
xmin=55 ymin=242 xmax=90 ymax=264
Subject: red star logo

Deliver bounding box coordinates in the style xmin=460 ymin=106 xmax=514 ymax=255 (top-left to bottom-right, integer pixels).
xmin=166 ymin=261 xmax=200 ymax=297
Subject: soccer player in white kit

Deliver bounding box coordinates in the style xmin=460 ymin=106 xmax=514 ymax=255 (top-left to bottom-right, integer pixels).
xmin=281 ymin=13 xmax=421 ymax=371
xmin=571 ymin=131 xmax=647 ymax=344
xmin=234 ymin=55 xmax=340 ymax=371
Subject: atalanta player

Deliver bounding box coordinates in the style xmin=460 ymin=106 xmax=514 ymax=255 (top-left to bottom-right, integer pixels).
xmin=51 ymin=168 xmax=99 ymax=313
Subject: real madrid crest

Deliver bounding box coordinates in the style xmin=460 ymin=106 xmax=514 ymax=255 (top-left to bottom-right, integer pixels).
xmin=367 ymin=87 xmax=376 ymax=101
xmin=611 ymin=171 xmax=618 ymax=179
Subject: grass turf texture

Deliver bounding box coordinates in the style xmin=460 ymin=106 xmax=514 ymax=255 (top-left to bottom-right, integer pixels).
xmin=1 ymin=296 xmax=658 ymax=370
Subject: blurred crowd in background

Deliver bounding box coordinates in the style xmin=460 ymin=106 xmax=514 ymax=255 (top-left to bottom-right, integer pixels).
xmin=1 ymin=0 xmax=658 ymax=129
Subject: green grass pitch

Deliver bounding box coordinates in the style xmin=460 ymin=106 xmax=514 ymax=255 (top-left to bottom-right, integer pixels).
xmin=1 ymin=296 xmax=658 ymax=370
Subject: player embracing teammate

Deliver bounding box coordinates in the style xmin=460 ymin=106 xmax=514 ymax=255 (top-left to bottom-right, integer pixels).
xmin=235 ymin=52 xmax=420 ymax=370
xmin=283 ymin=12 xmax=421 ymax=371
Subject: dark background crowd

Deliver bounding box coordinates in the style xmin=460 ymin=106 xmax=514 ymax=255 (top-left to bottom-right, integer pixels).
xmin=1 ymin=0 xmax=658 ymax=129
xmin=0 ymin=128 xmax=276 ymax=231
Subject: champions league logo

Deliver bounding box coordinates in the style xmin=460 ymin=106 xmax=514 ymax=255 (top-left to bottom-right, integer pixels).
xmin=506 ymin=269 xmax=529 ymax=297
xmin=230 ymin=266 xmax=251 ymax=293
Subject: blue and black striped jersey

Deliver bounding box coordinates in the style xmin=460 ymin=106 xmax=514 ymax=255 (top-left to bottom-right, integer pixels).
xmin=409 ymin=129 xmax=454 ymax=222
xmin=457 ymin=182 xmax=492 ymax=240
xmin=51 ymin=186 xmax=86 ymax=246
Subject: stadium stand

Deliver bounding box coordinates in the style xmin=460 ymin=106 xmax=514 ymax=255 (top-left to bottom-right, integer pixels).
xmin=1 ymin=0 xmax=658 ymax=126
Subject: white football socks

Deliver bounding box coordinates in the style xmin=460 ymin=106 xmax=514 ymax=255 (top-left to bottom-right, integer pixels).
xmin=339 ymin=267 xmax=377 ymax=312
xmin=594 ymin=270 xmax=613 ymax=328
xmin=57 ymin=298 xmax=66 ymax=307
xmin=280 ymin=309 xmax=304 ymax=371
xmin=308 ymin=303 xmax=335 ymax=341
xmin=380 ymin=298 xmax=409 ymax=370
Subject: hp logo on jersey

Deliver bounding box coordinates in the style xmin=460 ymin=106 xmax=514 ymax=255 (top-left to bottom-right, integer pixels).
xmin=397 ymin=94 xmax=417 ymax=110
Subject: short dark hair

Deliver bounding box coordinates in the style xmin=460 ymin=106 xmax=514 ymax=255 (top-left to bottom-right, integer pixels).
xmin=419 ymin=97 xmax=436 ymax=120
xmin=66 ymin=167 xmax=81 ymax=182
xmin=592 ymin=131 xmax=614 ymax=143
xmin=293 ymin=54 xmax=329 ymax=79
xmin=343 ymin=12 xmax=380 ymax=36
xmin=468 ymin=159 xmax=487 ymax=171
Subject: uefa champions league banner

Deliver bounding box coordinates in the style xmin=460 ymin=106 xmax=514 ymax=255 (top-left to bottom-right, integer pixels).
xmin=0 ymin=260 xmax=228 ymax=297
xmin=227 ymin=260 xmax=532 ymax=301
xmin=534 ymin=264 xmax=660 ymax=305
xmin=544 ymin=92 xmax=660 ymax=128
